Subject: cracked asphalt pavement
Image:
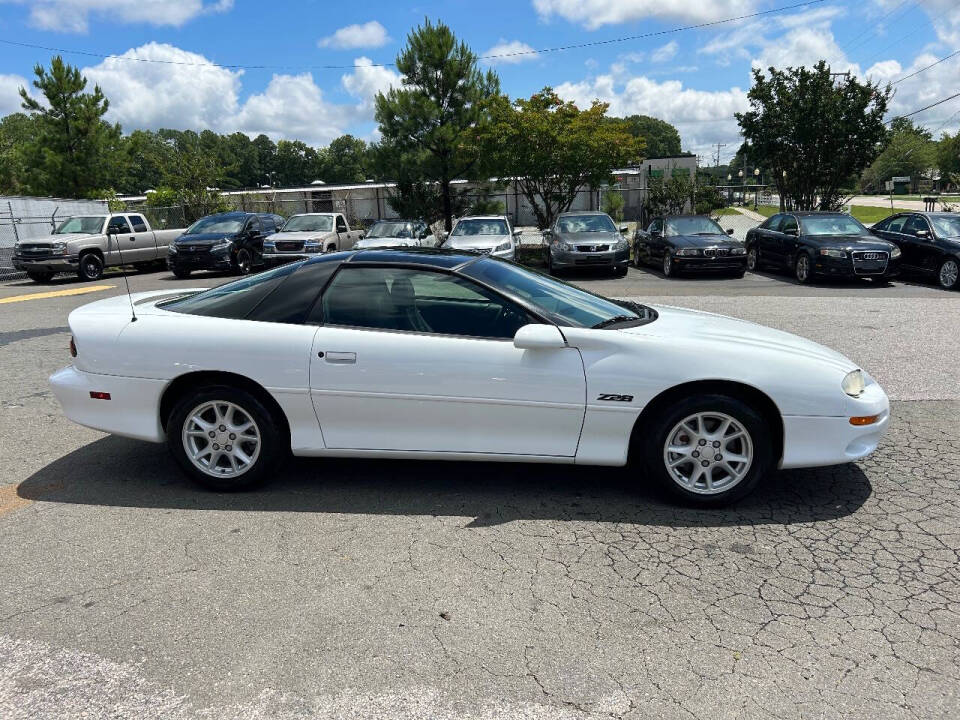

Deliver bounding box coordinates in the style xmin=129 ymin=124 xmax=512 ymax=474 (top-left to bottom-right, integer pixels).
xmin=1 ymin=267 xmax=958 ymax=719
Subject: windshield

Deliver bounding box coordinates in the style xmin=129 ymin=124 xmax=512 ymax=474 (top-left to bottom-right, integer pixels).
xmin=451 ymin=219 xmax=508 ymax=236
xmin=665 ymin=216 xmax=726 ymax=236
xmin=55 ymin=217 xmax=105 ymax=235
xmin=557 ymin=215 xmax=617 ymax=233
xmin=185 ymin=216 xmax=244 ymax=235
xmin=461 ymin=258 xmax=654 ymax=329
xmin=930 ymin=215 xmax=960 ymax=238
xmin=282 ymin=215 xmax=334 ymax=233
xmin=367 ymin=221 xmax=414 ymax=239
xmin=801 ymin=215 xmax=869 ymax=236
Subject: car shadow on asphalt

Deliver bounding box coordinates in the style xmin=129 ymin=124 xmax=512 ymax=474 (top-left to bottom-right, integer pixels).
xmin=16 ymin=436 xmax=872 ymax=527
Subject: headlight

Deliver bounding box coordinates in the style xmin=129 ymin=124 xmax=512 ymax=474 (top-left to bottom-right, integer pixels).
xmin=675 ymin=248 xmax=701 ymax=256
xmin=556 ymin=241 xmax=572 ymax=251
xmin=890 ymin=246 xmax=901 ymax=259
xmin=819 ymin=248 xmax=846 ymax=258
xmin=51 ymin=241 xmax=67 ymax=254
xmin=210 ymin=239 xmax=233 ymax=252
xmin=304 ymin=243 xmax=321 ymax=253
xmin=842 ymin=370 xmax=865 ymax=397
xmin=168 ymin=242 xmax=178 ymax=254
xmin=730 ymin=247 xmax=746 ymax=255
xmin=495 ymin=240 xmax=512 ymax=252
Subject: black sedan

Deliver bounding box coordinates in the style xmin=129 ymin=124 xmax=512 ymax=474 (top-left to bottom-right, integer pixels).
xmin=168 ymin=212 xmax=284 ymax=279
xmin=744 ymin=212 xmax=900 ymax=284
xmin=869 ymin=212 xmax=960 ymax=290
xmin=633 ymin=215 xmax=746 ymax=278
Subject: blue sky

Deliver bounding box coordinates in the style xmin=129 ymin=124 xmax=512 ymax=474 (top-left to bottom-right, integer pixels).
xmin=0 ymin=0 xmax=958 ymax=163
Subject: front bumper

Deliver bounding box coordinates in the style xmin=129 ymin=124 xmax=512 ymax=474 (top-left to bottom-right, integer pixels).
xmin=672 ymin=255 xmax=748 ymax=272
xmin=13 ymin=254 xmax=79 ymax=272
xmin=780 ymin=381 xmax=890 ymax=468
xmin=551 ymin=247 xmax=629 ymax=268
xmin=49 ymin=365 xmax=167 ymax=443
xmin=814 ymin=254 xmax=901 ymax=278
xmin=263 ymin=251 xmax=320 ymax=265
xmin=168 ymin=251 xmax=233 ymax=272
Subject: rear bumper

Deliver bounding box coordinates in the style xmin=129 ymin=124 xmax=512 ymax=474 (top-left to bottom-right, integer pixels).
xmin=49 ymin=366 xmax=166 ymax=443
xmin=780 ymin=382 xmax=890 ymax=468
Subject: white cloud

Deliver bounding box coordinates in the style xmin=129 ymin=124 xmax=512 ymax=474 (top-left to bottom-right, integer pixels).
xmin=555 ymin=74 xmax=749 ymax=157
xmin=651 ymin=41 xmax=678 ymax=64
xmin=341 ymin=57 xmax=401 ymax=110
xmin=0 ymin=74 xmax=30 ymax=116
xmin=532 ymin=0 xmax=758 ymax=29
xmin=866 ymin=55 xmax=960 ymax=136
xmin=233 ymin=73 xmax=346 ymax=147
xmin=872 ymin=0 xmax=960 ymax=46
xmin=1 ymin=0 xmax=232 ymax=33
xmin=752 ymin=26 xmax=858 ymax=74
xmin=83 ymin=43 xmax=242 ymax=132
xmin=318 ymin=21 xmax=390 ymax=49
xmin=484 ymin=40 xmax=539 ymax=64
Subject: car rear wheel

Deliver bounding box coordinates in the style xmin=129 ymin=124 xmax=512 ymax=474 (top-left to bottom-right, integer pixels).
xmin=233 ymin=248 xmax=252 ymax=275
xmin=938 ymin=257 xmax=959 ymax=290
xmin=794 ymin=252 xmax=813 ymax=284
xmin=78 ymin=252 xmax=104 ymax=281
xmin=642 ymin=394 xmax=772 ymax=506
xmin=167 ymin=386 xmax=281 ymax=491
xmin=26 ymin=271 xmax=54 ymax=283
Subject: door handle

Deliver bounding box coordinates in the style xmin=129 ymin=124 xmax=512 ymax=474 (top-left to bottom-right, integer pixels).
xmin=324 ymin=351 xmax=356 ymax=364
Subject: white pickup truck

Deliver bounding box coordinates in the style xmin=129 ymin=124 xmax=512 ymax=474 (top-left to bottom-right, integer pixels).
xmin=12 ymin=213 xmax=185 ymax=283
xmin=262 ymin=212 xmax=365 ymax=265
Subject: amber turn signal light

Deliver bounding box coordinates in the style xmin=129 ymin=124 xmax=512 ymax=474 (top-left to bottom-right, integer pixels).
xmin=849 ymin=415 xmax=880 ymax=426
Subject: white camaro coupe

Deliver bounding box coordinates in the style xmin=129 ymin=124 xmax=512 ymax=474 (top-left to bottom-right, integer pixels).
xmin=50 ymin=249 xmax=889 ymax=506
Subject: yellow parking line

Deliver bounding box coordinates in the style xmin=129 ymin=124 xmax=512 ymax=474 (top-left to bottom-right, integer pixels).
xmin=0 ymin=285 xmax=115 ymax=304
xmin=0 ymin=484 xmax=31 ymax=517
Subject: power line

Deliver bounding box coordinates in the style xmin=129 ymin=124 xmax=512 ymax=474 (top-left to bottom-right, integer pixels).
xmin=0 ymin=0 xmax=827 ymax=72
xmin=890 ymin=48 xmax=960 ymax=85
xmin=888 ymin=90 xmax=960 ymax=123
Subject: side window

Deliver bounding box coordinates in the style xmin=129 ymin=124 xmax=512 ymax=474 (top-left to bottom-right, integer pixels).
xmin=781 ymin=215 xmax=798 ymax=234
xmin=107 ymin=216 xmax=131 ymax=234
xmin=246 ymin=260 xmax=340 ymax=324
xmin=763 ymin=214 xmax=783 ymax=232
xmin=316 ymin=267 xmax=533 ymax=339
xmin=885 ymin=215 xmax=908 ymax=233
xmin=903 ymin=215 xmax=929 ymax=236
xmin=648 ymin=218 xmax=663 ymax=234
xmin=246 ymin=216 xmax=261 ymax=234
xmin=130 ymin=215 xmax=148 ymax=232
xmin=336 ymin=216 xmax=348 ymax=233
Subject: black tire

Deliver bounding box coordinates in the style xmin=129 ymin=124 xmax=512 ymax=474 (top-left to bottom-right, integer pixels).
xmin=77 ymin=252 xmax=104 ymax=281
xmin=631 ymin=243 xmax=641 ymax=268
xmin=172 ymin=268 xmax=192 ymax=279
xmin=233 ymin=248 xmax=252 ymax=275
xmin=166 ymin=385 xmax=283 ymax=491
xmin=26 ymin=271 xmax=54 ymax=283
xmin=613 ymin=264 xmax=628 ymax=277
xmin=746 ymin=246 xmax=759 ymax=271
xmin=546 ymin=251 xmax=556 ymax=276
xmin=662 ymin=252 xmax=676 ymax=278
xmin=937 ymin=257 xmax=959 ymax=290
xmin=641 ymin=393 xmax=773 ymax=507
xmin=794 ymin=252 xmax=813 ymax=284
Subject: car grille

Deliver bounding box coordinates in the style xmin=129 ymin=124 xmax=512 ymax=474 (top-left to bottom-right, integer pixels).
xmin=179 ymin=245 xmax=211 ymax=255
xmin=276 ymin=241 xmax=304 ymax=252
xmin=851 ymin=250 xmax=889 ymax=275
xmin=16 ymin=244 xmax=57 ymax=259
xmin=575 ymin=244 xmax=610 ymax=252
xmin=574 ymin=256 xmax=613 ymax=265
xmin=703 ymin=247 xmax=731 ymax=258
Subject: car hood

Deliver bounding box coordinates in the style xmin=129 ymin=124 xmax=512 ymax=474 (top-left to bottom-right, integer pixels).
xmin=556 ymin=231 xmax=621 ymax=245
xmin=621 ymin=304 xmax=854 ymax=372
xmin=669 ymin=233 xmax=742 ymax=248
xmin=24 ymin=233 xmax=93 ymax=246
xmin=444 ymin=235 xmax=510 ymax=251
xmin=175 ymin=232 xmax=240 ymax=245
xmin=267 ymin=230 xmax=331 ymax=242
xmin=807 ymin=235 xmax=896 ymax=251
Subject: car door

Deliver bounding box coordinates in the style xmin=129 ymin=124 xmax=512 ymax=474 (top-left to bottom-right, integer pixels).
xmin=242 ymin=216 xmax=262 ymax=257
xmin=777 ymin=214 xmax=800 ymax=267
xmin=645 ymin=218 xmax=665 ymax=264
xmin=307 ymin=265 xmax=587 ymax=456
xmin=105 ymin=215 xmax=136 ymax=265
xmin=754 ymin=214 xmax=782 ymax=263
xmin=902 ymin=214 xmax=938 ymax=273
xmin=126 ymin=214 xmax=157 ymax=262
xmin=335 ymin=215 xmax=351 ymax=250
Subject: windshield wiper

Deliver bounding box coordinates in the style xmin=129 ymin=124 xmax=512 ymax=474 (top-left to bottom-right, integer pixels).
xmin=592 ymin=314 xmax=638 ymax=329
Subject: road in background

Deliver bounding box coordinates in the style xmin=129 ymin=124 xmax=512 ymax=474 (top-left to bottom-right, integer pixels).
xmin=1 ymin=265 xmax=958 ymax=719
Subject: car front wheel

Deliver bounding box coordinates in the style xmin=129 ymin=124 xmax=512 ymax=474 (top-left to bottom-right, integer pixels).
xmin=167 ymin=386 xmax=282 ymax=491
xmin=643 ymin=394 xmax=772 ymax=506
xmin=233 ymin=248 xmax=252 ymax=275
xmin=794 ymin=252 xmax=813 ymax=284
xmin=78 ymin=252 xmax=104 ymax=281
xmin=938 ymin=257 xmax=959 ymax=290
xmin=662 ymin=253 xmax=675 ymax=277
xmin=746 ymin=246 xmax=759 ymax=271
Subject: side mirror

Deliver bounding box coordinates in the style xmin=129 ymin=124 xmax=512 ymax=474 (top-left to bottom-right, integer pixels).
xmin=358 ymin=233 xmax=365 ymax=240
xmin=513 ymin=324 xmax=567 ymax=350
xmin=916 ymin=230 xmax=930 ymax=239
xmin=513 ymin=229 xmax=523 ymax=236
xmin=651 ymin=230 xmax=662 ymax=238
xmin=619 ymin=226 xmax=628 ymax=234
xmin=726 ymin=228 xmax=735 ymax=235
xmin=784 ymin=228 xmax=798 ymax=236
xmin=542 ymin=228 xmax=552 ymax=237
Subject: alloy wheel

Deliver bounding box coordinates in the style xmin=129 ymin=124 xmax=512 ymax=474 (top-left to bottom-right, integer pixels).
xmin=746 ymin=247 xmax=758 ymax=271
xmin=80 ymin=254 xmax=104 ymax=281
xmin=662 ymin=412 xmax=754 ymax=495
xmin=663 ymin=253 xmax=673 ymax=277
xmin=182 ymin=400 xmax=261 ymax=478
xmin=939 ymin=258 xmax=958 ymax=289
xmin=235 ymin=249 xmax=252 ymax=275
xmin=795 ymin=254 xmax=810 ymax=283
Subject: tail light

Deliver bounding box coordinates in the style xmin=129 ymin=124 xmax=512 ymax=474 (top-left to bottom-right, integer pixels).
xmin=69 ymin=336 xmax=77 ymax=358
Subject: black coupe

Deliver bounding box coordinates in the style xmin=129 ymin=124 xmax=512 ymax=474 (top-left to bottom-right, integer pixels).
xmin=633 ymin=215 xmax=746 ymax=278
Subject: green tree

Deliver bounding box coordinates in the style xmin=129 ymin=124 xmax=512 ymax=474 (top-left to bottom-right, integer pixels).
xmin=480 ymin=88 xmax=644 ymax=228
xmin=861 ymin=118 xmax=936 ymax=192
xmin=620 ymin=115 xmax=683 ymax=157
xmin=602 ymin=188 xmax=625 ymax=221
xmin=645 ymin=171 xmax=695 ymax=216
xmin=275 ymin=139 xmax=320 ymax=186
xmin=320 ymin=135 xmax=371 ymax=184
xmin=936 ymin=131 xmax=960 ymax=189
xmin=0 ymin=113 xmax=38 ymax=193
xmin=375 ymin=19 xmax=501 ymax=231
xmin=736 ymin=61 xmax=891 ymax=211
xmin=19 ymin=56 xmax=122 ymax=198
